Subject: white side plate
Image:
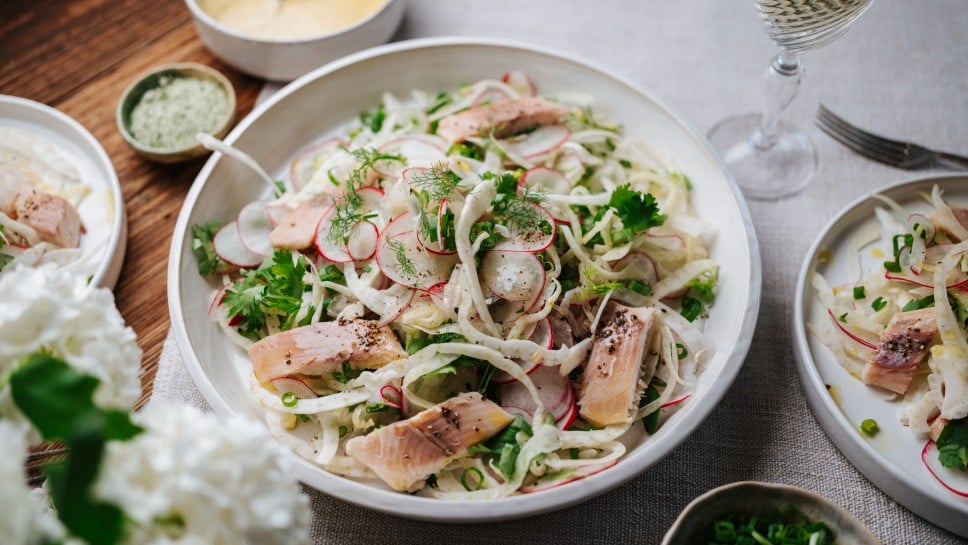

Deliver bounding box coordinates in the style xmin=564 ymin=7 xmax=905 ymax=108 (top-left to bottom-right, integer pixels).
xmin=793 ymin=175 xmax=968 ymax=537
xmin=0 ymin=95 xmax=126 ymax=289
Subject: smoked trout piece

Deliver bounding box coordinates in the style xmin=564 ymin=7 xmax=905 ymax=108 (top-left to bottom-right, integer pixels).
xmin=862 ymin=308 xmax=937 ymax=394
xmin=578 ymin=303 xmax=658 ymax=427
xmin=248 ymin=319 xmax=406 ymax=385
xmin=436 ymin=97 xmax=571 ymax=142
xmin=345 ymin=392 xmax=514 ymax=491
xmin=13 ymin=186 xmax=82 ymax=248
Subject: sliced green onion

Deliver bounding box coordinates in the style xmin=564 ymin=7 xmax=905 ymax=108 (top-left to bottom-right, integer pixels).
xmin=860 ymin=418 xmax=879 ymax=436
xmin=871 ymin=297 xmax=887 ymax=312
xmin=460 ymin=467 xmax=485 ymax=491
xmin=676 ymin=343 xmax=688 ymax=359
xmin=853 ymin=285 xmax=866 ymax=300
xmin=281 ymin=391 xmax=298 ymax=407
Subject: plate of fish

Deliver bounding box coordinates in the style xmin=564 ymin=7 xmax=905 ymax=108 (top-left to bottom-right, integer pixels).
xmin=0 ymin=95 xmax=126 ymax=288
xmin=168 ymin=37 xmax=760 ymax=521
xmin=793 ymin=175 xmax=968 ymax=537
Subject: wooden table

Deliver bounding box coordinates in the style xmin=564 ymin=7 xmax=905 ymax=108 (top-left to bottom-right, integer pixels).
xmin=0 ymin=0 xmax=264 ymax=404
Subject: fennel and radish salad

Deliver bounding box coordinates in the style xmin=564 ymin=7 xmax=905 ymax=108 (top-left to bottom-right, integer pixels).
xmin=810 ymin=185 xmax=968 ymax=497
xmin=191 ymin=73 xmax=719 ymax=497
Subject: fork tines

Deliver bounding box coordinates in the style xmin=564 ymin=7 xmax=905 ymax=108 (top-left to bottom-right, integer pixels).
xmin=815 ymin=105 xmax=910 ymax=166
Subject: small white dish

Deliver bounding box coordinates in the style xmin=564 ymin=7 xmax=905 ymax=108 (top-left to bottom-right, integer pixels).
xmin=662 ymin=481 xmax=880 ymax=545
xmin=184 ymin=0 xmax=406 ymax=82
xmin=167 ymin=37 xmax=761 ymax=521
xmin=0 ymin=95 xmax=126 ymax=289
xmin=792 ymin=174 xmax=968 ymax=537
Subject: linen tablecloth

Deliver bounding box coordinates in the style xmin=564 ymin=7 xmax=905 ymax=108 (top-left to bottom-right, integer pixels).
xmin=154 ymin=1 xmax=968 ymax=542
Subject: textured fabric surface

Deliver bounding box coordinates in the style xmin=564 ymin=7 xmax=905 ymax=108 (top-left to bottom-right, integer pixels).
xmin=155 ymin=1 xmax=968 ymax=542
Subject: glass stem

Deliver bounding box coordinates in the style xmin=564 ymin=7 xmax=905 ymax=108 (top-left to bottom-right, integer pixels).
xmin=753 ymin=50 xmax=802 ymax=150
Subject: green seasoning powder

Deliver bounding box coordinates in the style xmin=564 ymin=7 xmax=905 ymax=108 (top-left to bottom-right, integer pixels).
xmin=129 ymin=75 xmax=228 ymax=150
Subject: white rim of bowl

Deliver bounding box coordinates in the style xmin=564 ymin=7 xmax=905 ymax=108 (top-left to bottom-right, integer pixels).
xmin=183 ymin=0 xmax=400 ymax=44
xmin=0 ymin=94 xmax=126 ymax=290
xmin=167 ymin=36 xmax=761 ymax=521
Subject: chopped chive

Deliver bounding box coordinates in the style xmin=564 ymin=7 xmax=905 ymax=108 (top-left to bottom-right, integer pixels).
xmin=627 ymin=279 xmax=652 ymax=296
xmin=838 ymin=312 xmax=848 ymax=323
xmin=902 ymin=294 xmax=934 ymax=311
xmin=871 ymin=297 xmax=887 ymax=312
xmin=676 ymin=343 xmax=688 ymax=359
xmin=884 ymin=261 xmax=902 ymax=273
xmin=860 ymin=418 xmax=879 ymax=436
xmin=281 ymin=391 xmax=298 ymax=407
xmin=338 ymin=425 xmax=348 ymax=438
xmin=853 ymin=286 xmax=866 ymax=300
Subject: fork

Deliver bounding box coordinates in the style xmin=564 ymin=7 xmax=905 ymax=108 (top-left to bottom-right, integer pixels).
xmin=816 ymin=105 xmax=968 ymax=170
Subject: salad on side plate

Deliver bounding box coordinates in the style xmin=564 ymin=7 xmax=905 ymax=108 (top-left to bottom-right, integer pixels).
xmin=191 ymin=72 xmax=720 ymax=498
xmin=811 ymin=185 xmax=968 ymax=498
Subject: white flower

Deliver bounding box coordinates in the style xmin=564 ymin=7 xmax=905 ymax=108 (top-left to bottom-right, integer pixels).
xmin=0 ymin=264 xmax=142 ymax=436
xmin=0 ymin=421 xmax=58 ymax=545
xmin=94 ymin=403 xmax=311 ymax=545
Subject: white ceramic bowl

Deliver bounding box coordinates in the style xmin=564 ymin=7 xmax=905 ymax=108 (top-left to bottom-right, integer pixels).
xmin=184 ymin=0 xmax=406 ymax=82
xmin=167 ymin=37 xmax=761 ymax=521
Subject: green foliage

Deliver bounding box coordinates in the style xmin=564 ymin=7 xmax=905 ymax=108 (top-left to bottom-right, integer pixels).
xmin=937 ymin=418 xmax=968 ymax=472
xmin=190 ymin=221 xmax=227 ymax=276
xmin=607 ymin=184 xmax=666 ymax=241
xmin=11 ymin=354 xmax=143 ymax=545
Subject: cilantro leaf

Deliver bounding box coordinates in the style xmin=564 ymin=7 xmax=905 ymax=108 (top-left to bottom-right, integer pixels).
xmin=607 ymin=184 xmax=666 ymax=240
xmin=190 ymin=221 xmax=227 ymax=276
xmin=937 ymin=418 xmax=968 ymax=472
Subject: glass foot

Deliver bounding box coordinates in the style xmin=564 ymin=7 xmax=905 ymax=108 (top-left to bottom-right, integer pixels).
xmin=707 ymin=113 xmax=817 ymax=201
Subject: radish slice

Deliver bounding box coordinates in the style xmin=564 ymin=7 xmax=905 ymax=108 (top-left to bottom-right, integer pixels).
xmin=520 ymin=459 xmax=617 ymax=493
xmin=615 ymin=251 xmax=659 ymax=284
xmin=500 ymin=125 xmax=569 ymax=159
xmin=375 ymin=136 xmax=446 ymax=177
xmin=208 ymin=283 xmax=232 ymax=318
xmin=529 ymin=317 xmax=554 ymax=349
xmin=661 ymin=394 xmax=692 ymax=409
xmin=356 ymin=185 xmax=386 ymax=210
xmin=497 ymin=365 xmax=574 ymax=424
xmin=520 ymin=167 xmax=571 ymax=195
xmin=263 ymin=202 xmax=291 ymax=227
xmin=237 ymin=201 xmax=274 ymax=256
xmin=382 ymin=212 xmax=418 ymax=240
xmin=213 ymin=221 xmax=264 ymax=268
xmin=271 ymin=377 xmax=317 ymax=399
xmin=313 ymin=205 xmax=353 ymax=264
xmin=827 ymin=309 xmax=877 ymax=350
xmin=493 ymin=202 xmax=555 ymax=253
xmin=289 ymin=137 xmax=346 ymax=192
xmin=471 ymin=86 xmax=513 ymax=107
xmin=376 ymin=286 xmax=417 ymax=327
xmin=480 ymin=251 xmax=546 ymax=302
xmin=645 ymin=231 xmax=685 ymax=251
xmin=501 ymin=71 xmax=537 ymax=97
xmin=346 ymin=220 xmax=379 ymax=261
xmin=376 ymin=230 xmax=457 ymax=290
xmin=885 ymin=270 xmax=968 ymax=290
xmin=921 ymin=440 xmax=968 ymax=497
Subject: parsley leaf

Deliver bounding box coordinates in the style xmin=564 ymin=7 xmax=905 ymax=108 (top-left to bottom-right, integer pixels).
xmin=222 ymin=250 xmax=315 ymax=339
xmin=937 ymin=418 xmax=968 ymax=472
xmin=191 ymin=221 xmax=227 ymax=276
xmin=469 ymin=415 xmax=532 ymax=479
xmin=607 ymin=184 xmax=666 ymax=240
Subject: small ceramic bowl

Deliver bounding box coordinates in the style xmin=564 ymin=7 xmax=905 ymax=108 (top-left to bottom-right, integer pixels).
xmin=184 ymin=0 xmax=406 ymax=82
xmin=662 ymin=481 xmax=881 ymax=545
xmin=117 ymin=62 xmax=236 ymax=163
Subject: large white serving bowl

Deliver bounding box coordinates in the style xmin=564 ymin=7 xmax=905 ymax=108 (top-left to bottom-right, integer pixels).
xmin=0 ymin=95 xmax=126 ymax=289
xmin=184 ymin=0 xmax=406 ymax=82
xmin=167 ymin=37 xmax=761 ymax=522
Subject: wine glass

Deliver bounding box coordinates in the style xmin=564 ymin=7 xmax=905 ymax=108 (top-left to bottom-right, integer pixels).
xmin=708 ymin=0 xmax=875 ymax=200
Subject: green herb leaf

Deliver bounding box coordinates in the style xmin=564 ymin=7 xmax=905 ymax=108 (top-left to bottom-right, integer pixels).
xmin=871 ymin=296 xmax=887 ymax=312
xmin=359 ymin=103 xmax=386 ymax=133
xmin=680 ymin=296 xmax=703 ymax=322
xmin=641 ymin=384 xmax=661 ymax=434
xmin=471 ymin=415 xmax=532 ymax=479
xmin=853 ymin=285 xmax=866 ymax=300
xmin=190 ymin=221 xmax=227 ymax=276
xmin=607 ymin=184 xmax=666 ymax=239
xmin=937 ymin=417 xmax=968 ymax=471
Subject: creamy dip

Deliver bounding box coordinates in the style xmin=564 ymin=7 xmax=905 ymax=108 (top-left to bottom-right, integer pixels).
xmin=198 ymin=0 xmax=387 ymax=40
